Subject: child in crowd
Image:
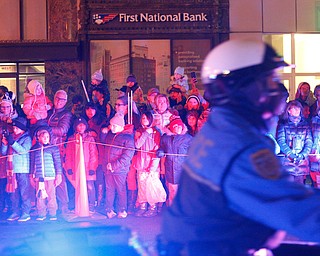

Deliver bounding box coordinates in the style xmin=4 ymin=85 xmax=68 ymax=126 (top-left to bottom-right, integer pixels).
xmin=159 ymin=116 xmax=192 ymax=206
xmin=103 ymin=113 xmax=135 ymax=219
xmin=169 ymin=66 xmax=189 ymax=92
xmin=65 ymin=118 xmax=98 ymax=213
xmin=30 ymin=127 xmax=62 ymax=221
xmin=23 ymin=80 xmax=53 ymax=125
xmin=134 ymin=111 xmax=161 ymax=217
xmin=1 ymin=117 xmax=32 ymax=222
xmin=0 ymin=98 xmax=18 ymax=122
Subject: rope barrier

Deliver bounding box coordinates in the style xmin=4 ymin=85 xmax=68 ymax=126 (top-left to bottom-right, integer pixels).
xmin=2 ymin=136 xmax=320 ymax=160
xmin=0 ymin=138 xmax=189 ymax=160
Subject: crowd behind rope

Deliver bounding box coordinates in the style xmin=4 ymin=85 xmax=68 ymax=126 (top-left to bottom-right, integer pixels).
xmin=1 ymin=67 xmax=319 ymax=222
xmin=0 ymin=67 xmax=210 ymax=222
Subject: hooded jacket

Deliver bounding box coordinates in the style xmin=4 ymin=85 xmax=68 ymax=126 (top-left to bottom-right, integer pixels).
xmin=30 ymin=142 xmax=62 ymax=178
xmin=23 ymin=81 xmax=53 ymax=123
xmin=103 ymin=125 xmax=135 ymax=174
xmin=65 ymin=132 xmax=99 ymax=182
xmin=1 ymin=131 xmax=32 ymax=174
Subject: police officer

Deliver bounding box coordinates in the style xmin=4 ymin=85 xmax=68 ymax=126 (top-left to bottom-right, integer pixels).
xmin=161 ymin=39 xmax=320 ymax=255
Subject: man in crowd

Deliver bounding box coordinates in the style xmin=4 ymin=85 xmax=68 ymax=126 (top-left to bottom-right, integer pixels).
xmin=47 ymin=90 xmax=72 ymax=214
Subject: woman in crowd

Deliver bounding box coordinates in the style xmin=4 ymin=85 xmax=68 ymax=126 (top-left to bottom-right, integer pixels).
xmin=295 ymin=82 xmax=316 ymax=107
xmin=277 ymin=100 xmax=313 ymax=184
xmin=180 ymin=94 xmax=204 ymax=124
xmin=83 ymin=102 xmax=107 ymax=207
xmin=185 ymin=110 xmax=200 ymax=137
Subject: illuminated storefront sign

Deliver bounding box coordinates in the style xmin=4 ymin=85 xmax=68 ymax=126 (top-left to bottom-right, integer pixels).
xmin=93 ymin=12 xmax=209 ymax=24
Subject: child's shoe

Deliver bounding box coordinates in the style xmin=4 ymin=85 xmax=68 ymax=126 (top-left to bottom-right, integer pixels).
xmin=117 ymin=210 xmax=128 ymax=219
xmin=7 ymin=212 xmax=19 ymax=221
xmin=18 ymin=213 xmax=31 ymax=222
xmin=36 ymin=215 xmax=46 ymax=221
xmin=106 ymin=209 xmax=116 ymax=219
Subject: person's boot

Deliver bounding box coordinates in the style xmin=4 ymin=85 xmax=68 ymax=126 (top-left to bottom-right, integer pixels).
xmin=127 ymin=190 xmax=137 ymax=215
xmin=97 ymin=184 xmax=104 ymax=207
xmin=135 ymin=203 xmax=147 ymax=217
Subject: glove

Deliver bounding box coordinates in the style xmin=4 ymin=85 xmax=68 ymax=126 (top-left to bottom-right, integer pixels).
xmin=156 ymin=149 xmax=165 ymax=158
xmin=67 ymin=169 xmax=73 ymax=175
xmin=5 ymin=133 xmax=14 ymax=145
xmin=294 ymin=154 xmax=304 ymax=164
xmin=89 ymin=170 xmax=95 ymax=176
xmin=287 ymin=153 xmax=296 ymax=162
xmin=107 ymin=163 xmax=114 ymax=173
xmin=54 ymin=174 xmax=62 ymax=187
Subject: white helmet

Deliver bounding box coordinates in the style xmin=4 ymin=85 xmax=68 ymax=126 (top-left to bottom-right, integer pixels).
xmin=201 ymin=39 xmax=289 ymax=85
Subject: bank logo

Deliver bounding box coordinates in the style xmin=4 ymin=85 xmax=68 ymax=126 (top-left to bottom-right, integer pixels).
xmin=93 ymin=14 xmax=118 ymax=25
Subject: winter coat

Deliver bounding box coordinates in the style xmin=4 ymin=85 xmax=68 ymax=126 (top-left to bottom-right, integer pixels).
xmin=30 ymin=142 xmax=62 ymax=178
xmin=160 ymin=133 xmax=193 ymax=184
xmin=134 ymin=127 xmax=161 ymax=171
xmin=1 ymin=132 xmax=32 ymax=174
xmin=124 ymin=83 xmax=144 ymax=104
xmin=65 ymin=132 xmax=99 ymax=181
xmin=23 ymin=93 xmax=52 ymax=123
xmin=310 ymin=115 xmax=320 ymax=171
xmin=47 ymin=107 xmax=72 ymax=146
xmin=277 ymin=117 xmax=313 ymax=176
xmin=86 ymin=114 xmax=107 ymax=166
xmin=89 ymin=79 xmax=110 ymax=103
xmin=103 ymin=127 xmax=135 ymax=174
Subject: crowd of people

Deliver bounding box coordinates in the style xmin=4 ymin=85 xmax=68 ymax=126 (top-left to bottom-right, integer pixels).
xmin=0 ymin=67 xmax=211 ymax=222
xmin=276 ymin=82 xmax=320 ymax=188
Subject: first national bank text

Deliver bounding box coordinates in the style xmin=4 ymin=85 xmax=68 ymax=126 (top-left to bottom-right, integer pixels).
xmin=119 ymin=13 xmax=208 ymax=22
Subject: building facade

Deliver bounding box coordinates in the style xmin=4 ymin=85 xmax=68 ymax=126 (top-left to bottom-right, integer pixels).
xmin=0 ymin=0 xmax=319 ymax=103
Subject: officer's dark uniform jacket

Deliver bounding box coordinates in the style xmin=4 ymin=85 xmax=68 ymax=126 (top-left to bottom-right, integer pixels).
xmin=162 ymin=107 xmax=320 ymax=255
xmin=277 ymin=116 xmax=312 ymax=176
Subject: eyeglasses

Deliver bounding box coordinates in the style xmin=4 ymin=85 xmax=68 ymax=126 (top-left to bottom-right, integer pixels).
xmin=55 ymin=97 xmax=67 ymax=101
xmin=115 ymin=103 xmax=125 ymax=106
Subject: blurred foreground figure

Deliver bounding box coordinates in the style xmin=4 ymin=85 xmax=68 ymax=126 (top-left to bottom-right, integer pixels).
xmin=161 ymin=39 xmax=320 ymax=255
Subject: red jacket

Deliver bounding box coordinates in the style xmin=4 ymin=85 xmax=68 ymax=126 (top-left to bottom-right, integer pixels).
xmin=64 ymin=132 xmax=98 ymax=184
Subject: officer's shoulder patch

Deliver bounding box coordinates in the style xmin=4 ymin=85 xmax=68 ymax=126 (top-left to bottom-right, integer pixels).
xmin=250 ymin=149 xmax=280 ymax=179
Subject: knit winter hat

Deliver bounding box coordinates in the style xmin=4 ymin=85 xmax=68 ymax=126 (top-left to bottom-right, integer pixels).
xmin=168 ymin=116 xmax=184 ymax=131
xmin=91 ymin=69 xmax=103 ymax=81
xmin=12 ymin=117 xmax=28 ymax=131
xmin=174 ymin=66 xmax=184 ymax=76
xmin=187 ymin=94 xmax=201 ymax=106
xmin=73 ymin=117 xmax=88 ymax=131
xmin=27 ymin=80 xmax=42 ymax=95
xmin=110 ymin=113 xmax=125 ymax=127
xmin=126 ymin=74 xmax=137 ymax=83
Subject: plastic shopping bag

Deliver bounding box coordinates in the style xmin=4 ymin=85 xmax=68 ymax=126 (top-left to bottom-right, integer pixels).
xmin=146 ymin=172 xmax=167 ymax=205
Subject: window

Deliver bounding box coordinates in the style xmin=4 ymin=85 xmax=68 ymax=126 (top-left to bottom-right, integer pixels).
xmin=90 ymin=39 xmax=211 ymax=103
xmin=0 ymin=63 xmax=45 ymax=104
xmin=264 ymin=34 xmax=320 ymax=100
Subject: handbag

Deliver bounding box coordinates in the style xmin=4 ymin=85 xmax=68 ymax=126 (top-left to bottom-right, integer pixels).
xmin=146 ymin=172 xmax=167 ymax=205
